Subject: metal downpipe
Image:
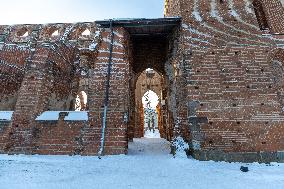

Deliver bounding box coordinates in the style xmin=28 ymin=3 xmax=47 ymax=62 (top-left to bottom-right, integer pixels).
xmin=98 ymin=19 xmax=114 ymax=158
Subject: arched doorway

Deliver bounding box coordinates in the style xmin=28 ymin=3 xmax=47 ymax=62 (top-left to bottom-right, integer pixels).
xmin=142 ymin=90 xmax=160 ymax=138
xmin=130 ymin=68 xmax=171 ymax=141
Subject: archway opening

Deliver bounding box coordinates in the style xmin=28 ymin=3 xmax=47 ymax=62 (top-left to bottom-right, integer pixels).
xmin=97 ymin=18 xmax=182 ymax=154
xmin=132 ymin=68 xmax=167 ymax=140
xmin=97 ymin=18 xmax=181 ymax=145
xmin=75 ymin=91 xmax=88 ymax=111
xmin=142 ymin=90 xmax=160 ymax=138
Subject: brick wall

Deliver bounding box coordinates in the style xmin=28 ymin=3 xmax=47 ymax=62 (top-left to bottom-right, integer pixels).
xmin=0 ymin=44 xmax=29 ymax=110
xmin=1 ymin=42 xmax=77 ymax=153
xmin=187 ymin=46 xmax=284 ymax=152
xmin=165 ymin=0 xmax=284 ymax=162
xmin=0 ymin=0 xmax=283 ymax=162
xmin=0 ymin=22 xmax=130 ymax=156
xmin=87 ymin=27 xmax=130 ymax=155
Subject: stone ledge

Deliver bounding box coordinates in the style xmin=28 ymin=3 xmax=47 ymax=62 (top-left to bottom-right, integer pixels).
xmin=35 ymin=111 xmax=89 ymax=121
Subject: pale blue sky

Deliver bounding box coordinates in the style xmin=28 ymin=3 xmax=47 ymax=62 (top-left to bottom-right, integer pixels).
xmin=0 ymin=0 xmax=165 ymax=25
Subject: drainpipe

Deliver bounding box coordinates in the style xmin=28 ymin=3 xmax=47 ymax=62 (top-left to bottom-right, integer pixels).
xmin=98 ymin=19 xmax=114 ymax=158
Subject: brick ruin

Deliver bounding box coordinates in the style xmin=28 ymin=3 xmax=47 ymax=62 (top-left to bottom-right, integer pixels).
xmin=0 ymin=0 xmax=284 ymax=162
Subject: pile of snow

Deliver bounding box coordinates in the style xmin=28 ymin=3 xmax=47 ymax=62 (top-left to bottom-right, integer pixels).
xmin=35 ymin=111 xmax=88 ymax=121
xmin=172 ymin=136 xmax=189 ymax=158
xmin=0 ymin=137 xmax=283 ymax=189
xmin=0 ymin=111 xmax=13 ymax=121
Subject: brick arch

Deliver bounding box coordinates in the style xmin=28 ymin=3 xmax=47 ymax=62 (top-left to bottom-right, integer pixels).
xmin=130 ymin=67 xmax=169 ymax=140
xmin=132 ymin=35 xmax=168 ymax=75
xmin=15 ymin=27 xmax=28 ymax=37
xmin=268 ymin=48 xmax=284 ymax=62
xmin=268 ymin=48 xmax=284 ymax=79
xmin=69 ymin=23 xmax=96 ymax=40
xmin=252 ymin=0 xmax=284 ymax=33
xmin=0 ymin=73 xmax=22 ymax=111
xmin=252 ymin=0 xmax=269 ymax=30
xmin=136 ymin=69 xmax=163 ymax=99
xmin=0 ymin=44 xmax=29 ymax=111
xmin=46 ymin=42 xmax=80 ymax=111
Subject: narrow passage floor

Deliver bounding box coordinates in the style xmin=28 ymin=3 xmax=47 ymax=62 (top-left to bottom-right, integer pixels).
xmin=128 ymin=137 xmax=171 ymax=156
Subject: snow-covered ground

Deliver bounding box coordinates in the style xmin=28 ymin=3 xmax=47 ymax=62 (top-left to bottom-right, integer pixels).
xmin=144 ymin=128 xmax=161 ymax=138
xmin=0 ymin=138 xmax=283 ymax=189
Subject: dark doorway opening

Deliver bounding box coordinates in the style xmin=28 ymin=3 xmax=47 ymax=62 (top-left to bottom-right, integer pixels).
xmin=122 ymin=18 xmax=181 ymax=143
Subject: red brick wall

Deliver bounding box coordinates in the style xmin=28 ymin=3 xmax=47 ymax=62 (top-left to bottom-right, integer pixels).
xmin=187 ymin=46 xmax=284 ymax=152
xmin=165 ymin=0 xmax=284 ymax=161
xmin=0 ymin=41 xmax=78 ymax=154
xmin=30 ymin=121 xmax=86 ymax=155
xmin=0 ymin=44 xmax=29 ymax=111
xmin=0 ymin=0 xmax=283 ymax=162
xmin=0 ymin=23 xmax=131 ymax=156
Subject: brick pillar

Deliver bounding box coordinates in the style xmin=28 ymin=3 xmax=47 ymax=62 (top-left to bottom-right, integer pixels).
xmin=85 ymin=27 xmax=130 ymax=155
xmin=128 ymin=76 xmax=136 ymax=141
xmin=4 ymin=47 xmax=54 ymax=153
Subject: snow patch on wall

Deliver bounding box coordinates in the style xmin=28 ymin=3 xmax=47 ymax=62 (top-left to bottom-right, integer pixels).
xmin=192 ymin=0 xmax=203 ymax=22
xmin=182 ymin=24 xmax=212 ymax=38
xmin=35 ymin=111 xmax=88 ymax=121
xmin=103 ymin=38 xmax=123 ymax=48
xmin=60 ymin=25 xmax=74 ymax=41
xmin=245 ymin=0 xmax=254 ymax=14
xmin=210 ymin=0 xmax=223 ymax=21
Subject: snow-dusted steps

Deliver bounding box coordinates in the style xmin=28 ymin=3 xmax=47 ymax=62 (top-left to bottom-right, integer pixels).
xmin=128 ymin=138 xmax=171 ymax=156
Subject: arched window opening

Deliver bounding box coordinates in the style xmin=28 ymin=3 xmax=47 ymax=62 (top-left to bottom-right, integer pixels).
xmin=253 ymin=0 xmax=269 ymax=31
xmin=21 ymin=31 xmax=29 ymax=37
xmin=51 ymin=30 xmax=59 ymax=36
xmin=142 ymin=90 xmax=160 ymax=138
xmin=75 ymin=91 xmax=87 ymax=111
xmin=17 ymin=28 xmax=29 ymax=37
xmin=81 ymin=28 xmax=91 ymax=36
